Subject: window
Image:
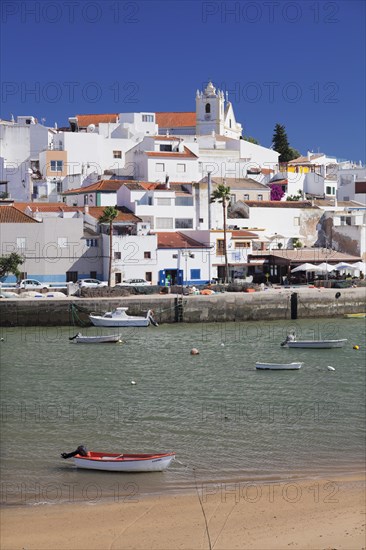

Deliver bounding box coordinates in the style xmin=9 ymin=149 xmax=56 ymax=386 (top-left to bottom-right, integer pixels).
xmin=58 ymin=237 xmax=67 ymax=248
xmin=199 ymin=217 xmax=204 ymax=223
xmin=217 ymin=239 xmax=225 ymax=256
xmin=175 ymin=218 xmax=193 ymax=229
xmin=148 ymin=196 xmax=153 ymax=205
xmin=142 ymin=114 xmax=154 ymax=122
xmin=160 ymin=144 xmax=172 ymax=152
xmin=113 ymin=150 xmax=122 ymax=159
xmin=144 ymin=251 xmax=151 ymax=259
xmin=115 ymin=273 xmax=122 ymax=284
xmin=50 ymin=160 xmax=63 ymax=172
xmin=244 ymin=194 xmax=249 ymax=200
xmin=205 ymin=103 xmax=211 ymax=114
xmin=157 ymin=197 xmax=171 ymax=206
xmin=177 ymin=163 xmax=186 ymax=173
xmin=145 ymin=272 xmax=152 ymax=282
xmin=229 ymin=119 xmax=232 ymax=128
xmin=56 ymin=181 xmax=62 ymax=193
xmin=191 ymin=269 xmax=201 ymax=280
xmin=156 ymin=217 xmax=173 ymax=229
xmin=86 ymin=238 xmax=98 ymax=247
xmin=156 ymin=163 xmax=165 ymax=172
xmin=235 ymin=242 xmax=250 ymax=248
xmin=257 ymin=194 xmax=263 ymax=200
xmin=175 ymin=196 xmax=193 ymax=206
xmin=293 ymin=217 xmax=300 ymax=226
xmin=114 ymin=251 xmax=121 ymax=260
xmin=90 ymin=271 xmax=97 ymax=279
xmin=17 ymin=237 xmax=26 ymax=249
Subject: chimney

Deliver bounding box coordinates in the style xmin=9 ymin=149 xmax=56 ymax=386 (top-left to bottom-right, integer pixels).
xmin=84 ymin=205 xmax=89 ymax=214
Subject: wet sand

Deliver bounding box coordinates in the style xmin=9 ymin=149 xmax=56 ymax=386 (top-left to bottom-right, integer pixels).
xmin=1 ymin=476 xmax=365 ymax=549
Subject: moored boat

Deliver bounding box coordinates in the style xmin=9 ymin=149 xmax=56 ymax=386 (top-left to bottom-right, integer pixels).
xmin=281 ymin=332 xmax=347 ymax=349
xmin=256 ymin=362 xmax=303 ymax=370
xmin=89 ymin=307 xmax=158 ymax=328
xmin=61 ymin=446 xmax=175 ymax=472
xmin=285 ymin=339 xmax=347 ymax=349
xmin=344 ymin=313 xmax=366 ymax=319
xmin=69 ymin=333 xmax=122 ymax=344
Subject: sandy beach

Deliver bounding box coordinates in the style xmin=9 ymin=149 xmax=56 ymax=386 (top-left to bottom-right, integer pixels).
xmin=1 ymin=476 xmax=365 ymax=550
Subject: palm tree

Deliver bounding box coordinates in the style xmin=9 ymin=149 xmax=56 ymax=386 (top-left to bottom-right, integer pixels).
xmin=98 ymin=206 xmax=118 ymax=286
xmin=210 ymin=182 xmax=231 ymax=283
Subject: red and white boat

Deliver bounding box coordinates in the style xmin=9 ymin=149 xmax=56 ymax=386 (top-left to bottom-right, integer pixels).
xmin=63 ymin=449 xmax=175 ymax=472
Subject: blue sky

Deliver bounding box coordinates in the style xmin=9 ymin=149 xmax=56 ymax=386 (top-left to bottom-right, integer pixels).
xmin=1 ymin=0 xmax=365 ymax=162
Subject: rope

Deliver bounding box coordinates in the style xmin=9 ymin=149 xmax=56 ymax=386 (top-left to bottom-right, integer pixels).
xmin=193 ymin=468 xmax=212 ymax=550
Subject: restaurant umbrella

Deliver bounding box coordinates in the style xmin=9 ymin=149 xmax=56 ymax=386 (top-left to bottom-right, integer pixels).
xmin=291 ymin=263 xmax=320 ymax=273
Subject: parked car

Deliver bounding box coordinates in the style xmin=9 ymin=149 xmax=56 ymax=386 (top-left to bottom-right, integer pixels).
xmin=77 ymin=278 xmax=108 ymax=288
xmin=117 ymin=278 xmax=152 ymax=286
xmin=18 ymin=279 xmax=48 ymax=290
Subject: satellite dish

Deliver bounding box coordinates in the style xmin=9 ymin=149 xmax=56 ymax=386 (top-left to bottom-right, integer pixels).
xmin=87 ymin=124 xmax=96 ymax=133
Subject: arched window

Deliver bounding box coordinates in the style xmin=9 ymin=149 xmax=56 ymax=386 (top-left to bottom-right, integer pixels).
xmin=205 ymin=103 xmax=211 ymax=114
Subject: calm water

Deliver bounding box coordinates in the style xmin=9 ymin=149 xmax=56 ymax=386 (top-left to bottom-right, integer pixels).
xmin=1 ymin=318 xmax=365 ymax=506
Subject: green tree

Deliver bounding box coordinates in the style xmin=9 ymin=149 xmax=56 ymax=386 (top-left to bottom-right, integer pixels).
xmin=243 ymin=135 xmax=259 ymax=145
xmin=211 ymin=183 xmax=231 ymax=283
xmin=0 ymin=252 xmax=24 ymax=281
xmin=98 ymin=206 xmax=118 ymax=287
xmin=272 ymin=124 xmax=299 ymax=163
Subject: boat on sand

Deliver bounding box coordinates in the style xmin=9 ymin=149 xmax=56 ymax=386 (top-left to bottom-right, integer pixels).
xmin=61 ymin=446 xmax=174 ymax=472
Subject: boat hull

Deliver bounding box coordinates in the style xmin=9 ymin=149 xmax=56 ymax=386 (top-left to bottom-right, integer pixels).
xmin=286 ymin=339 xmax=347 ymax=349
xmin=74 ymin=335 xmax=122 ymax=344
xmin=72 ymin=452 xmax=175 ymax=472
xmin=256 ymin=362 xmax=303 ymax=370
xmin=89 ymin=316 xmax=150 ymax=327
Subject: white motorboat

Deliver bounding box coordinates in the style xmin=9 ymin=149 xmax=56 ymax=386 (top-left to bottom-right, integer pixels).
xmin=256 ymin=362 xmax=303 ymax=370
xmin=281 ymin=333 xmax=347 ymax=349
xmin=89 ymin=307 xmax=158 ymax=328
xmin=61 ymin=446 xmax=175 ymax=472
xmin=69 ymin=333 xmax=122 ymax=344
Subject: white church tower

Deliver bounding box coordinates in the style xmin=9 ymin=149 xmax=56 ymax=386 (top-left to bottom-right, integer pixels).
xmin=195 ymin=81 xmax=242 ymax=139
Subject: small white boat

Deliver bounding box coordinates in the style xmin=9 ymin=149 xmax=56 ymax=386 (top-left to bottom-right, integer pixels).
xmin=89 ymin=307 xmax=158 ymax=328
xmin=344 ymin=313 xmax=366 ymax=319
xmin=285 ymin=339 xmax=347 ymax=349
xmin=281 ymin=332 xmax=347 ymax=349
xmin=69 ymin=333 xmax=122 ymax=344
xmin=61 ymin=447 xmax=175 ymax=472
xmin=256 ymin=362 xmax=303 ymax=370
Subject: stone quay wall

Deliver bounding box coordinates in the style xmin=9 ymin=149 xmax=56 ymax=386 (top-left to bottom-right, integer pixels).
xmin=0 ymin=288 xmax=365 ymax=327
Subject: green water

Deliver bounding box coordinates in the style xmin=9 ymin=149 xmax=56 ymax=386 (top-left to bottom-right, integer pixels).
xmin=0 ymin=318 xmax=365 ymax=506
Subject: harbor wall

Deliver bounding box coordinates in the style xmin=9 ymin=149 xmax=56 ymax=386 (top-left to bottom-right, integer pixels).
xmin=0 ymin=288 xmax=365 ymax=326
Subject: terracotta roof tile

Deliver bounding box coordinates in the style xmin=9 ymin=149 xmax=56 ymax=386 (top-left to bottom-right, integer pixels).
xmin=63 ymin=180 xmax=126 ymax=195
xmin=231 ymin=230 xmax=259 ymax=238
xmin=146 ymin=146 xmax=197 ymax=159
xmin=75 ymin=114 xmax=119 ymax=127
xmin=88 ymin=206 xmax=141 ymax=223
xmin=156 ymin=232 xmax=210 ymax=249
xmin=156 ymin=112 xmax=196 ymax=128
xmin=0 ymin=206 xmax=39 ymax=223
xmin=14 ymin=202 xmax=82 ymax=213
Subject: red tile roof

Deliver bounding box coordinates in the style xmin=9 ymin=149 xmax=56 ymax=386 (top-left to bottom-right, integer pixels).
xmin=156 ymin=112 xmax=196 ymax=128
xmin=88 ymin=206 xmax=141 ymax=223
xmin=0 ymin=206 xmax=39 ymax=223
xmin=63 ymin=180 xmax=126 ymax=195
xmin=75 ymin=114 xmax=119 ymax=127
xmin=156 ymin=232 xmax=210 ymax=249
xmin=231 ymin=230 xmax=259 ymax=239
xmin=146 ymin=146 xmax=197 ymax=158
xmin=14 ymin=202 xmax=82 ymax=213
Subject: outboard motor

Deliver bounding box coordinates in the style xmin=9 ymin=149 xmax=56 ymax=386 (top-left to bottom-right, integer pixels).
xmin=61 ymin=445 xmax=88 ymax=459
xmin=149 ymin=310 xmax=159 ymax=327
xmin=280 ymin=332 xmax=296 ymax=347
